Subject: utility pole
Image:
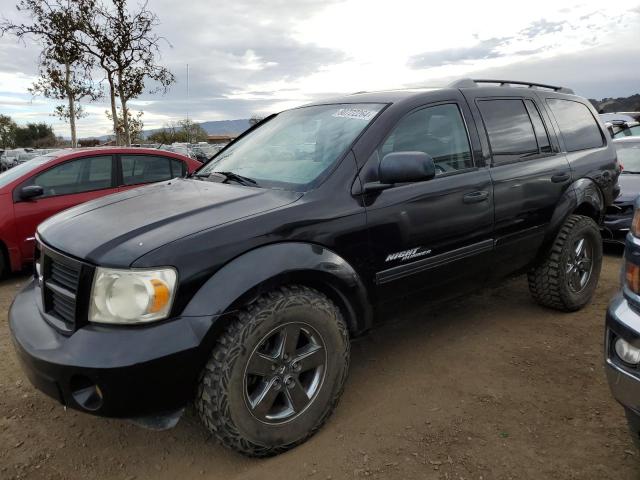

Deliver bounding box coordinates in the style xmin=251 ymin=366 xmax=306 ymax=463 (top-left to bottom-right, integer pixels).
xmin=186 ymin=63 xmax=190 ymax=144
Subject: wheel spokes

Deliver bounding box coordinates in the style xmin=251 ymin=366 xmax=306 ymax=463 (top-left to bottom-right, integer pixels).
xmin=293 ymin=344 xmax=325 ymax=372
xmin=285 ymin=377 xmax=310 ymax=413
xmin=250 ymin=378 xmax=281 ymax=417
xmin=278 ymin=324 xmax=301 ymax=360
xmin=247 ymin=352 xmax=278 ymax=377
xmin=575 ymin=238 xmax=585 ymax=257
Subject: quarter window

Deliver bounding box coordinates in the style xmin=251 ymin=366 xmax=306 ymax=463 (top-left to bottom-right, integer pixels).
xmin=380 ymin=103 xmax=473 ymax=175
xmin=546 ymin=98 xmax=604 ymax=152
xmin=524 ymin=99 xmax=552 ymax=153
xmin=478 ymin=99 xmax=538 ymax=163
xmin=32 ymin=155 xmax=113 ymax=197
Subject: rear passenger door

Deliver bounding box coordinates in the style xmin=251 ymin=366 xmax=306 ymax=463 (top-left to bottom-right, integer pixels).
xmin=117 ymin=154 xmax=186 ymax=191
xmin=468 ymin=94 xmax=572 ymax=278
xmin=543 ymin=96 xmax=615 ymax=205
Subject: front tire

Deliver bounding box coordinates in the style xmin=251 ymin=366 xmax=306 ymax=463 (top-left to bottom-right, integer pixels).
xmin=196 ymin=285 xmax=350 ymax=457
xmin=528 ymin=214 xmax=602 ymax=312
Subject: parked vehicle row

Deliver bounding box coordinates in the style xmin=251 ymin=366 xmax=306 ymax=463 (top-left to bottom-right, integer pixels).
xmin=8 ymin=79 xmax=619 ymax=456
xmin=600 ymin=112 xmax=640 ymax=139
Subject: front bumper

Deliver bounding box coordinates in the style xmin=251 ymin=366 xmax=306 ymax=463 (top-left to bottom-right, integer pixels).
xmin=605 ymin=293 xmax=640 ymax=414
xmin=9 ymin=280 xmax=217 ymax=418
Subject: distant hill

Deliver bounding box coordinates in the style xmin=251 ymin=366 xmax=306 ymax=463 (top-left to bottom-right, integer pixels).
xmin=88 ymin=119 xmax=252 ymax=142
xmin=589 ymin=94 xmax=640 ymax=113
xmin=140 ymin=118 xmax=250 ymax=140
xmin=199 ymin=119 xmax=250 ymax=136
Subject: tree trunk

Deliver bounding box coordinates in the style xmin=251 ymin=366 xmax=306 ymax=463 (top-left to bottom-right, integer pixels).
xmin=65 ymin=61 xmax=77 ymax=148
xmin=116 ymin=71 xmax=131 ymax=146
xmin=107 ymin=73 xmax=119 ymax=145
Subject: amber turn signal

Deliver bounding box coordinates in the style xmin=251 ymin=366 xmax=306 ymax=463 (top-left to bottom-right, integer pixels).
xmin=626 ymin=262 xmax=640 ymax=294
xmin=632 ymin=208 xmax=640 ymax=237
xmin=149 ymin=279 xmax=171 ymax=313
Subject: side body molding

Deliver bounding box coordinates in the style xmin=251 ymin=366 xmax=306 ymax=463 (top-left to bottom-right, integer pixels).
xmin=181 ymin=242 xmax=373 ymax=335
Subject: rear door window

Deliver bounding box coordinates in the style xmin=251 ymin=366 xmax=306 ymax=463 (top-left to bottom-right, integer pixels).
xmin=546 ymin=99 xmax=604 ymax=152
xmin=477 ymin=99 xmax=538 ymax=164
xmin=121 ymin=155 xmax=179 ymax=186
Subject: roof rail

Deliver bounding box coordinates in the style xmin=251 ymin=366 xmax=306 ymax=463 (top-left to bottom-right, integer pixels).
xmin=449 ymin=78 xmax=574 ymax=95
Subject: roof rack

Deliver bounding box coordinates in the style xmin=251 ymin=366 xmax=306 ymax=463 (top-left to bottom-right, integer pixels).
xmin=450 ymin=78 xmax=574 ymax=95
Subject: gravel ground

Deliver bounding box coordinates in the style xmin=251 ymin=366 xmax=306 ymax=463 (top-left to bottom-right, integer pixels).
xmin=0 ymin=250 xmax=637 ymax=479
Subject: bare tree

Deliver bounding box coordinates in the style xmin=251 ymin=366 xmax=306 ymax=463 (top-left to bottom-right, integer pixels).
xmin=249 ymin=114 xmax=265 ymax=126
xmin=106 ymin=109 xmax=144 ymax=143
xmin=1 ymin=0 xmax=99 ymax=147
xmin=78 ymin=0 xmax=174 ymax=146
xmin=0 ymin=114 xmax=17 ymax=148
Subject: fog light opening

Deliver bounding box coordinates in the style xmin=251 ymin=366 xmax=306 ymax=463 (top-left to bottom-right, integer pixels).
xmin=70 ymin=376 xmax=104 ymax=412
xmin=615 ymin=338 xmax=640 ymax=366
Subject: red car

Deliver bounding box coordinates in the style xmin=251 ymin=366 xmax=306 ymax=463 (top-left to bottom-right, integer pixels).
xmin=0 ymin=147 xmax=201 ymax=277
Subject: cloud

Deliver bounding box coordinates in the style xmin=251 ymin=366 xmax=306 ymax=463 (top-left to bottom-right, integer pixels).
xmin=408 ymin=38 xmax=507 ymax=68
xmin=408 ymin=18 xmax=574 ymax=69
xmin=436 ymin=41 xmax=640 ymax=99
xmin=520 ymin=19 xmax=565 ymax=37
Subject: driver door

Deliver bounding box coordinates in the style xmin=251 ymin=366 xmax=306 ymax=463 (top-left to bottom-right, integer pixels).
xmin=13 ymin=155 xmax=117 ymax=261
xmin=362 ymin=102 xmax=494 ymax=302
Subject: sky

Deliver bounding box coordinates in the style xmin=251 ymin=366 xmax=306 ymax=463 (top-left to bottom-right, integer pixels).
xmin=0 ymin=0 xmax=639 ymax=138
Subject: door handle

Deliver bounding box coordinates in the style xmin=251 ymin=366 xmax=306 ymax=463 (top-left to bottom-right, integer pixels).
xmin=551 ymin=172 xmax=570 ymax=183
xmin=463 ymin=191 xmax=489 ymax=204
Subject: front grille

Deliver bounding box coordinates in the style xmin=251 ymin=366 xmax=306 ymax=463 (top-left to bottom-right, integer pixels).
xmin=50 ymin=260 xmax=81 ymax=292
xmin=40 ymin=244 xmax=84 ymax=331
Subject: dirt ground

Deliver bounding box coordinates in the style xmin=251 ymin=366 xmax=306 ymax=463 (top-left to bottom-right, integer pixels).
xmin=0 ymin=250 xmax=637 ymax=480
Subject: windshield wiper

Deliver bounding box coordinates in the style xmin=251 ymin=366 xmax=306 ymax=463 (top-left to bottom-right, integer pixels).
xmin=622 ymin=170 xmax=640 ymax=174
xmin=200 ymin=171 xmax=259 ymax=187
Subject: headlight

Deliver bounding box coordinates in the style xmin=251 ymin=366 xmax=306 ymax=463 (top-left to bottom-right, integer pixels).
xmin=89 ymin=267 xmax=177 ymax=324
xmin=615 ymin=337 xmax=640 ymax=365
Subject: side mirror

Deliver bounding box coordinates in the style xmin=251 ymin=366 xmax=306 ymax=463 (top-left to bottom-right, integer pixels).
xmin=20 ymin=185 xmax=44 ymax=200
xmin=379 ymin=151 xmax=436 ymax=184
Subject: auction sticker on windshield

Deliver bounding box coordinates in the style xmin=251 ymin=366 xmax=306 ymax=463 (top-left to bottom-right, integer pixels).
xmin=333 ymin=108 xmax=377 ymax=121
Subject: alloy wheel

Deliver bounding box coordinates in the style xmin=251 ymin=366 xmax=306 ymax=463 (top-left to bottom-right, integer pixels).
xmin=566 ymin=236 xmax=593 ymax=293
xmin=243 ymin=322 xmax=327 ymax=424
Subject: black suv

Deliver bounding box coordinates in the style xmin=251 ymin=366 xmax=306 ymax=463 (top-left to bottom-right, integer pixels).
xmin=10 ymin=79 xmax=619 ymax=456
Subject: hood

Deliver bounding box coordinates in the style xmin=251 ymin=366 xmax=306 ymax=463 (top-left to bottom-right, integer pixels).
xmin=616 ymin=174 xmax=640 ymax=203
xmin=38 ymin=178 xmax=302 ymax=266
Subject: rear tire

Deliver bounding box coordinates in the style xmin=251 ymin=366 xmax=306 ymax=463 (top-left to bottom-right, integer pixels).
xmin=528 ymin=214 xmax=602 ymax=312
xmin=196 ymin=285 xmax=350 ymax=457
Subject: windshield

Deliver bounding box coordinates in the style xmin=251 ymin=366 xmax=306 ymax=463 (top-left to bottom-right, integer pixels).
xmin=617 ymin=142 xmax=640 ymax=172
xmin=0 ymin=154 xmax=59 ymax=189
xmin=197 ymin=103 xmax=385 ymax=190
xmin=614 ymin=125 xmax=640 ymax=138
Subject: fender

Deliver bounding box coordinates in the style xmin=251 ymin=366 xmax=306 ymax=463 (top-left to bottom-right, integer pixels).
xmin=543 ymin=178 xmax=604 ymax=251
xmin=181 ymin=242 xmax=373 ymax=336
